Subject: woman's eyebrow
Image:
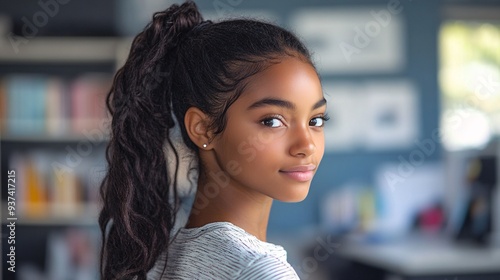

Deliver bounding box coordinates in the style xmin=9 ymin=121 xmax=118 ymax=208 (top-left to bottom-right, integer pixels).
xmin=247 ymin=97 xmax=327 ymax=111
xmin=247 ymin=98 xmax=295 ymax=110
xmin=313 ymin=98 xmax=327 ymax=109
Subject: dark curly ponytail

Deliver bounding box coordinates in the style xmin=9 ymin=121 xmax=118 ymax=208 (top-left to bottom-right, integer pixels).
xmin=99 ymin=0 xmax=315 ymax=279
xmin=99 ymin=2 xmax=202 ymax=279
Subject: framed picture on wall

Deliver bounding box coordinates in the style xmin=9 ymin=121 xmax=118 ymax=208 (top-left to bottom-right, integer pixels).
xmin=290 ymin=7 xmax=406 ymax=74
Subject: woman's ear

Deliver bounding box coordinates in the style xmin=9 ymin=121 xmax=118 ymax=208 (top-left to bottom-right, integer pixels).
xmin=184 ymin=107 xmax=213 ymax=149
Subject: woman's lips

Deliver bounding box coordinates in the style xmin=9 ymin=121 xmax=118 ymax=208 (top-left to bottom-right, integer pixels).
xmin=279 ymin=165 xmax=316 ymax=182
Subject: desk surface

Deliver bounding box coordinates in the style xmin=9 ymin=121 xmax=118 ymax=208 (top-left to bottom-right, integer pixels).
xmin=338 ymin=235 xmax=500 ymax=276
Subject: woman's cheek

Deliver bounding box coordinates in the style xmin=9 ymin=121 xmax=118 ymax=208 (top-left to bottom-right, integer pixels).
xmin=253 ymin=127 xmax=284 ymax=146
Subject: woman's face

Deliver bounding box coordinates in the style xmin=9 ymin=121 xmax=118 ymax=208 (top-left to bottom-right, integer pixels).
xmin=211 ymin=56 xmax=326 ymax=202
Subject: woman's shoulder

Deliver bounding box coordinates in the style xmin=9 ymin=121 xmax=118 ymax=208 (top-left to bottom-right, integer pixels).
xmin=235 ymin=254 xmax=300 ymax=280
xmin=147 ymin=221 xmax=298 ymax=279
xmin=172 ymin=221 xmax=286 ymax=260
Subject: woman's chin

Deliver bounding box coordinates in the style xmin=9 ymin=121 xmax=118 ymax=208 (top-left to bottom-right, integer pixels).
xmin=275 ymin=185 xmax=311 ymax=203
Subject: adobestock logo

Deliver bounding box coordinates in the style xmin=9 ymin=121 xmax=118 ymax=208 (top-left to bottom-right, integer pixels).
xmin=212 ymin=0 xmax=244 ymax=17
xmin=190 ymin=129 xmax=284 ymax=215
xmin=9 ymin=0 xmax=71 ymax=53
xmin=339 ymin=0 xmax=407 ymax=63
xmin=385 ymin=73 xmax=499 ymax=191
xmin=384 ymin=137 xmax=436 ymax=191
xmin=142 ymin=64 xmax=168 ymax=92
xmin=385 ymin=112 xmax=489 ymax=191
xmin=295 ymin=234 xmax=340 ymax=279
xmin=237 ymin=129 xmax=285 ymax=162
xmin=51 ymin=119 xmax=110 ymax=183
xmin=473 ymin=74 xmax=500 ymax=101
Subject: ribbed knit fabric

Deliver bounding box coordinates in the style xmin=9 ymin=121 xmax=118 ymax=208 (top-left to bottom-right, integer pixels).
xmin=147 ymin=222 xmax=299 ymax=279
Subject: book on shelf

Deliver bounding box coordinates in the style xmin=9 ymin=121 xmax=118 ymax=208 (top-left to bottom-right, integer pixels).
xmin=8 ymin=149 xmax=104 ymax=221
xmin=71 ymin=74 xmax=111 ymax=134
xmin=0 ymin=73 xmax=112 ymax=140
xmin=6 ymin=75 xmax=47 ymax=135
xmin=18 ymin=227 xmax=100 ymax=280
xmin=46 ymin=78 xmax=68 ymax=136
xmin=45 ymin=228 xmax=99 ymax=280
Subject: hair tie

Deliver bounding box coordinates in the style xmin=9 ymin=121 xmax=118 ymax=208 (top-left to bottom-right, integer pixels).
xmin=193 ymin=20 xmax=213 ymax=32
xmin=179 ymin=20 xmax=213 ymax=43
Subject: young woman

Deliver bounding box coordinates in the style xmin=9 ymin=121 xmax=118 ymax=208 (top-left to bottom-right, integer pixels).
xmin=99 ymin=1 xmax=328 ymax=279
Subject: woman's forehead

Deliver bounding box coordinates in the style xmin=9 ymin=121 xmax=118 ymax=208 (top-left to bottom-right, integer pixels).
xmin=236 ymin=57 xmax=323 ymax=108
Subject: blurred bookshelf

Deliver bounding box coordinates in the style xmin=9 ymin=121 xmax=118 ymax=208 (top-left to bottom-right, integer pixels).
xmin=0 ymin=1 xmax=132 ymax=278
xmin=1 ymin=134 xmax=109 ymax=143
xmin=0 ymin=37 xmax=124 ymax=63
xmin=1 ymin=202 xmax=99 ymax=226
xmin=0 ymin=34 xmax=130 ymax=279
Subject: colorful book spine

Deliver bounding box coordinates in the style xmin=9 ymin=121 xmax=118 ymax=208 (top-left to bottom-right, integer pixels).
xmin=71 ymin=74 xmax=111 ymax=135
xmin=9 ymin=150 xmax=101 ymax=220
xmin=6 ymin=75 xmax=47 ymax=135
xmin=1 ymin=73 xmax=112 ymax=138
xmin=46 ymin=78 xmax=68 ymax=136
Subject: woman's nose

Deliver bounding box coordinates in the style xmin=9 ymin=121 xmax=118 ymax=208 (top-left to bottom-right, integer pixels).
xmin=289 ymin=126 xmax=316 ymax=157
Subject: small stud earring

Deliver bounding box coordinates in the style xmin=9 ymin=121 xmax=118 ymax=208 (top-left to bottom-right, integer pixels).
xmin=202 ymin=143 xmax=207 ymax=148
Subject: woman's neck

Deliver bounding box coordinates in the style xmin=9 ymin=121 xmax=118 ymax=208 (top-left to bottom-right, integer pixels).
xmin=186 ymin=170 xmax=273 ymax=242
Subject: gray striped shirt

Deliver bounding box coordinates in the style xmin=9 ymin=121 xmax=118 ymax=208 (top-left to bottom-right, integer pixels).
xmin=147 ymin=222 xmax=300 ymax=279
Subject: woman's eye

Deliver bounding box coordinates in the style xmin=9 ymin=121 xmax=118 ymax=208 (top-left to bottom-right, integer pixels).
xmin=261 ymin=117 xmax=284 ymax=128
xmin=310 ymin=115 xmax=330 ymax=127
